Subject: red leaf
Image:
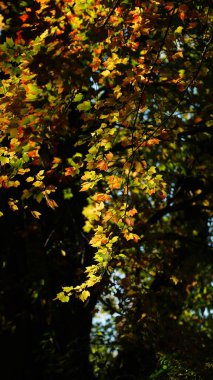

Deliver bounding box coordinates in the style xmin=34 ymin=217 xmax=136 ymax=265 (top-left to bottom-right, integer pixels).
xmin=19 ymin=14 xmax=29 ymax=22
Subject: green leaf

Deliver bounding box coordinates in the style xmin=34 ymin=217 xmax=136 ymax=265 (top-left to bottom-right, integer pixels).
xmin=73 ymin=93 xmax=84 ymax=102
xmin=77 ymin=101 xmax=91 ymax=112
xmin=6 ymin=37 xmax=14 ymax=48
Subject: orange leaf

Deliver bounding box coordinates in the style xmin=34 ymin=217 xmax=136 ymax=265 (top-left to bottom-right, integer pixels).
xmin=108 ymin=176 xmax=122 ymax=190
xmin=65 ymin=167 xmax=75 ymax=176
xmin=28 ymin=150 xmax=38 ymax=158
xmin=104 ymin=211 xmax=113 ymax=222
xmin=19 ymin=14 xmax=29 ymax=22
xmin=90 ymin=57 xmax=101 ymax=72
xmin=142 ymin=138 xmax=160 ymax=146
xmin=94 ymin=193 xmax=111 ymax=202
xmin=80 ymin=182 xmax=92 ymax=192
xmin=97 ymin=160 xmax=108 ymax=171
xmin=148 ymin=189 xmax=156 ymax=196
xmin=128 ymin=208 xmax=137 ymax=216
xmin=46 ymin=198 xmax=58 ymax=209
xmin=125 ymin=217 xmax=134 ymax=227
xmin=105 ymin=152 xmax=114 ymax=161
xmin=89 ymin=234 xmax=108 ymax=247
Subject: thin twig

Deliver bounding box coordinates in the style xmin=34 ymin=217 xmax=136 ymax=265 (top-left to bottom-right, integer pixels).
xmin=100 ymin=0 xmax=121 ymax=28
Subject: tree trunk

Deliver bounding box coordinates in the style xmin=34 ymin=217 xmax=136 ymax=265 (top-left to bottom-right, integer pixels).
xmin=0 ymin=191 xmax=96 ymax=380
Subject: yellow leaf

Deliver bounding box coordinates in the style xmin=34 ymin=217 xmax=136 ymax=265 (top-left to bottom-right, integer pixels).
xmin=114 ymin=85 xmax=122 ymax=99
xmin=18 ymin=168 xmax=30 ymax=175
xmin=80 ymin=182 xmax=92 ymax=192
xmin=110 ymin=236 xmax=119 ymax=244
xmin=175 ymin=26 xmax=183 ymax=34
xmin=57 ymin=292 xmax=70 ymax=303
xmin=148 ymin=166 xmax=156 ymax=175
xmin=101 ymin=70 xmax=111 ymax=77
xmin=62 ymin=286 xmax=73 ymax=293
xmin=170 ymin=276 xmax=179 ymax=285
xmin=79 ymin=290 xmax=90 ymax=302
xmin=40 ymin=29 xmax=49 ymax=40
xmin=31 ymin=210 xmax=41 ymax=219
xmin=89 ymin=234 xmax=108 ymax=247
xmin=104 ymin=61 xmax=115 ymax=70
xmin=81 ymin=171 xmax=96 ymax=180
xmin=26 ymin=176 xmax=34 ymax=182
xmin=8 ymin=199 xmax=19 ymax=211
xmin=86 ymin=276 xmax=101 ymax=287
xmin=0 ymin=156 xmax=9 ymax=165
xmin=33 ymin=180 xmax=43 ymax=187
xmin=36 ymin=170 xmax=45 ymax=180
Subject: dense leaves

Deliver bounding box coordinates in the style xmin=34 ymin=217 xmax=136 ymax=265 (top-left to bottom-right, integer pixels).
xmin=0 ymin=0 xmax=212 ymax=379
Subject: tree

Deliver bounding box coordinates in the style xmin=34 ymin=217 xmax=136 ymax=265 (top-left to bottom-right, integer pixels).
xmin=0 ymin=0 xmax=212 ymax=379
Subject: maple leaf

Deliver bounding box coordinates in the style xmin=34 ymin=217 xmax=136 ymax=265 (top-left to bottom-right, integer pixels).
xmin=65 ymin=167 xmax=75 ymax=176
xmin=128 ymin=208 xmax=137 ymax=216
xmin=93 ymin=193 xmax=111 ymax=202
xmin=108 ymin=176 xmax=122 ymax=190
xmin=97 ymin=160 xmax=108 ymax=171
xmin=89 ymin=234 xmax=108 ymax=248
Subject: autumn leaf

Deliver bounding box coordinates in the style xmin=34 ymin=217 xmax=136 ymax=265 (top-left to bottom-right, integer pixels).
xmin=56 ymin=292 xmax=70 ymax=303
xmin=19 ymin=14 xmax=29 ymax=22
xmin=93 ymin=193 xmax=111 ymax=202
xmin=148 ymin=166 xmax=156 ymax=175
xmin=128 ymin=208 xmax=137 ymax=216
xmin=79 ymin=290 xmax=90 ymax=302
xmin=31 ymin=210 xmax=41 ymax=219
xmin=33 ymin=180 xmax=43 ymax=188
xmin=108 ymin=176 xmax=122 ymax=190
xmin=46 ymin=198 xmax=58 ymax=209
xmin=65 ymin=167 xmax=75 ymax=176
xmin=105 ymin=152 xmax=114 ymax=161
xmin=26 ymin=177 xmax=34 ymax=182
xmin=89 ymin=234 xmax=108 ymax=248
xmin=80 ymin=182 xmax=93 ymax=192
xmin=97 ymin=160 xmax=108 ymax=171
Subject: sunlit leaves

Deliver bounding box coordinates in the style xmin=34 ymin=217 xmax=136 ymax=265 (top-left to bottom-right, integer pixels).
xmin=0 ymin=0 xmax=211 ymax=304
xmin=79 ymin=290 xmax=90 ymax=302
xmin=77 ymin=100 xmax=91 ymax=112
xmin=56 ymin=292 xmax=70 ymax=303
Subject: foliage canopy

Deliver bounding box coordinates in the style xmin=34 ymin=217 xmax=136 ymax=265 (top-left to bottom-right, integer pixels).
xmin=0 ymin=1 xmax=212 ymax=379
